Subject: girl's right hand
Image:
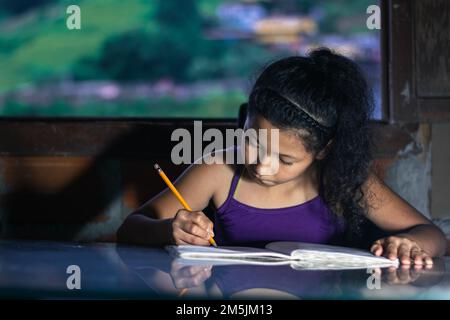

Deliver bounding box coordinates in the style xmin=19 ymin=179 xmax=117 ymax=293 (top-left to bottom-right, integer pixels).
xmin=170 ymin=209 xmax=214 ymax=246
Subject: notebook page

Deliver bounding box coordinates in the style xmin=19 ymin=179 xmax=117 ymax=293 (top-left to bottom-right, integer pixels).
xmin=266 ymin=242 xmax=399 ymax=267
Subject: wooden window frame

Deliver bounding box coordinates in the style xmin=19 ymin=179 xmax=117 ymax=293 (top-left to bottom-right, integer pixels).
xmin=388 ymin=0 xmax=450 ymax=123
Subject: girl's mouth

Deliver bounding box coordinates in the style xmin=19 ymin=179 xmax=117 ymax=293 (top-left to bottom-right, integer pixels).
xmin=247 ymin=167 xmax=275 ymax=185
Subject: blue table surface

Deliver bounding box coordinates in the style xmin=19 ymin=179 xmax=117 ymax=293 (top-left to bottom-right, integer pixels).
xmin=0 ymin=239 xmax=449 ymax=299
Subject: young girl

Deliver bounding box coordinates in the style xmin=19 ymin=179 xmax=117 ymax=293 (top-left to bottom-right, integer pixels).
xmin=117 ymin=48 xmax=446 ymax=265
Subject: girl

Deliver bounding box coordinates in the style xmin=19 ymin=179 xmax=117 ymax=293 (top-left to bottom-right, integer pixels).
xmin=117 ymin=48 xmax=446 ymax=265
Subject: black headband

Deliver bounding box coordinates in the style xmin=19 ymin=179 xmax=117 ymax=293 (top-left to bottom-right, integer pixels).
xmin=262 ymin=87 xmax=336 ymax=137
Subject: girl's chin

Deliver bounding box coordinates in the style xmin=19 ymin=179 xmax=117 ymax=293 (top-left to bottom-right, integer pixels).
xmin=244 ymin=166 xmax=282 ymax=186
xmin=253 ymin=177 xmax=278 ymax=186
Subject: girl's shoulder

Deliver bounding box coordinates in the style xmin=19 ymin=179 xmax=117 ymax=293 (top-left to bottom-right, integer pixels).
xmin=191 ymin=147 xmax=239 ymax=188
xmin=199 ymin=147 xmax=242 ymax=208
xmin=167 ymin=148 xmax=238 ymax=210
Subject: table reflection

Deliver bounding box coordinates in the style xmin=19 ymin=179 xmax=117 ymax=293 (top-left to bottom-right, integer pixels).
xmin=0 ymin=240 xmax=448 ymax=299
xmin=115 ymin=244 xmax=449 ymax=299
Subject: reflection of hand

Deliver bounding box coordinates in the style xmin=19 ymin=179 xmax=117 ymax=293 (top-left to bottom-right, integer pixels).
xmin=373 ymin=261 xmax=440 ymax=286
xmin=170 ymin=261 xmax=212 ymax=289
xmin=382 ymin=264 xmax=432 ymax=285
xmin=363 ymin=262 xmax=446 ymax=300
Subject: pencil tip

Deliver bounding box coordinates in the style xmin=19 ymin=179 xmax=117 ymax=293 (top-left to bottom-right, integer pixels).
xmin=210 ymin=239 xmax=218 ymax=248
xmin=154 ymin=163 xmax=160 ymax=170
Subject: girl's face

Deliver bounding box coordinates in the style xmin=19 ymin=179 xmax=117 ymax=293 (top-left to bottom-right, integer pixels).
xmin=243 ymin=114 xmax=317 ymax=186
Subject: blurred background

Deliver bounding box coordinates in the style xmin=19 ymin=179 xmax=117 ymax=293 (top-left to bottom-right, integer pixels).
xmin=0 ymin=0 xmax=449 ymax=251
xmin=0 ymin=0 xmax=381 ymax=119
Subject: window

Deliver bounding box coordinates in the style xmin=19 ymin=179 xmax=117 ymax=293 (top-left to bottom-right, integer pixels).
xmin=0 ymin=0 xmax=382 ymax=119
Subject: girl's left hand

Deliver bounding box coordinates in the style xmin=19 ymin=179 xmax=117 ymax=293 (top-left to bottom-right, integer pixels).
xmin=370 ymin=235 xmax=433 ymax=266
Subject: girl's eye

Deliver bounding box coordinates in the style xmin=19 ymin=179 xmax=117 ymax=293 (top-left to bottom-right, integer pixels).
xmin=280 ymin=158 xmax=293 ymax=165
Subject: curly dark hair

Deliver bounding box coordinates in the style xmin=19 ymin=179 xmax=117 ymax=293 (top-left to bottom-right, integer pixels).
xmin=246 ymin=48 xmax=375 ymax=243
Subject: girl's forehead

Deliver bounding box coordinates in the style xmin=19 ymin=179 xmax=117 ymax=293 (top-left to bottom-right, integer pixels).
xmin=248 ymin=115 xmax=310 ymax=156
xmin=278 ymin=129 xmax=309 ymax=156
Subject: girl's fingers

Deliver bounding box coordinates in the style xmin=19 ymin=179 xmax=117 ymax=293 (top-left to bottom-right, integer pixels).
xmin=192 ymin=212 xmax=214 ymax=236
xmin=176 ymin=211 xmax=214 ymax=239
xmin=386 ymin=242 xmax=399 ymax=260
xmin=370 ymin=241 xmax=383 ymax=256
xmin=374 ymin=236 xmax=434 ymax=267
xmin=398 ymin=243 xmax=411 ymax=265
xmin=410 ymin=249 xmax=433 ymax=266
xmin=185 ymin=222 xmax=210 ymax=240
xmin=411 ymin=247 xmax=422 ymax=264
xmin=176 ymin=228 xmax=210 ymax=246
xmin=424 ymin=256 xmax=434 ymax=266
xmin=173 ymin=238 xmax=188 ymax=246
xmin=410 ymin=247 xmax=423 ymax=265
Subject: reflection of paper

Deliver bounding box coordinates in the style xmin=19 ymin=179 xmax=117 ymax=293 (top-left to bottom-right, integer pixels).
xmin=174 ymin=257 xmax=292 ymax=267
xmin=290 ymin=260 xmax=394 ymax=270
xmin=174 ymin=258 xmax=396 ymax=270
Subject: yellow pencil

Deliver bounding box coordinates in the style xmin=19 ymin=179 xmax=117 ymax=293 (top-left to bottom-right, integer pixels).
xmin=154 ymin=163 xmax=218 ymax=247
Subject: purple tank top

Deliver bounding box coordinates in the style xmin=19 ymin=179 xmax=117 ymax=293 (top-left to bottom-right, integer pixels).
xmin=214 ymin=166 xmax=345 ymax=247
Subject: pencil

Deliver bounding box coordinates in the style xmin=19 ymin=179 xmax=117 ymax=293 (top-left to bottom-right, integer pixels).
xmin=154 ymin=163 xmax=218 ymax=248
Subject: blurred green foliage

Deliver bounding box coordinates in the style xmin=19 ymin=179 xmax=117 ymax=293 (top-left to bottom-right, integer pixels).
xmin=0 ymin=0 xmax=377 ymax=117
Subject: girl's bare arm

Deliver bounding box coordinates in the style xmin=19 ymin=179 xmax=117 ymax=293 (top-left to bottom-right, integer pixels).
xmin=364 ymin=172 xmax=446 ymax=263
xmin=117 ymin=161 xmax=227 ymax=246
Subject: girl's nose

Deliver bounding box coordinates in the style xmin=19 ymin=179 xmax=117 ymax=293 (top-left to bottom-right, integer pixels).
xmin=255 ymin=156 xmax=277 ymax=176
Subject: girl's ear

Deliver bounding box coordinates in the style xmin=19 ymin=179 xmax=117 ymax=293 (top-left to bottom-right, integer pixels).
xmin=316 ymin=139 xmax=334 ymax=160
